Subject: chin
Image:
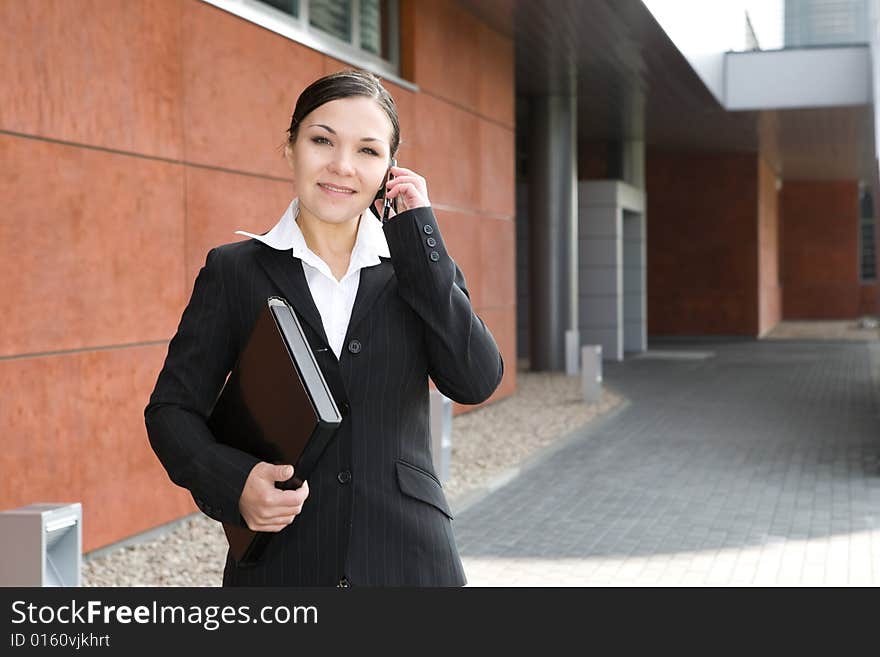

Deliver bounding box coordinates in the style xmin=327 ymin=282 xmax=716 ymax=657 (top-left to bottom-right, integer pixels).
xmin=307 ymin=197 xmax=366 ymax=224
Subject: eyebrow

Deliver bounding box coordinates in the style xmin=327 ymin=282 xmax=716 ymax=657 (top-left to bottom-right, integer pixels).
xmin=308 ymin=123 xmax=386 ymax=143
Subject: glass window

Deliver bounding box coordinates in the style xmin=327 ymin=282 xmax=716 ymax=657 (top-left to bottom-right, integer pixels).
xmin=260 ymin=0 xmax=299 ymax=17
xmin=310 ymin=0 xmax=352 ymax=43
xmin=360 ymin=0 xmax=390 ymax=59
xmin=214 ymin=0 xmax=403 ymax=80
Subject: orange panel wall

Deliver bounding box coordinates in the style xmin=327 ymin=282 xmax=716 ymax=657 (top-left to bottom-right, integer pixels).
xmin=646 ymin=151 xmax=762 ymax=336
xmin=0 ymin=0 xmax=515 ymax=551
xmin=780 ymin=180 xmax=877 ymax=318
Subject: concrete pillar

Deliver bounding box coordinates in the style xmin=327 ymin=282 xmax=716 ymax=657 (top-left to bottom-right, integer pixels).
xmin=578 ymin=80 xmax=647 ymax=360
xmin=527 ymin=93 xmax=578 ymax=371
xmin=578 ymin=181 xmax=646 ymax=361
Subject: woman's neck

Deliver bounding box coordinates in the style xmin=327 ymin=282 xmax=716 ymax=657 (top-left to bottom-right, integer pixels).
xmin=295 ymin=204 xmax=360 ymax=260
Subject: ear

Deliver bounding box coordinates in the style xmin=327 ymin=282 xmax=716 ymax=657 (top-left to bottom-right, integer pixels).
xmin=283 ymin=143 xmax=297 ymax=177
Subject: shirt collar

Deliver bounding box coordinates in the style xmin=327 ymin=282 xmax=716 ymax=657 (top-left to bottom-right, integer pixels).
xmin=235 ymin=198 xmax=390 ymax=276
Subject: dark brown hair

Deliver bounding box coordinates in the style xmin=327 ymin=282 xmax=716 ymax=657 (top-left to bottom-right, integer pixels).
xmin=284 ymin=68 xmax=400 ymax=160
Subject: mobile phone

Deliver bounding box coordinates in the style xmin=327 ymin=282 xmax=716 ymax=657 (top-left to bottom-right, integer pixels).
xmin=381 ymin=159 xmax=397 ymax=223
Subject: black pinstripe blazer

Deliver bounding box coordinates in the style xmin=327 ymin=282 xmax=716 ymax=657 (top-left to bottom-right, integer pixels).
xmin=144 ymin=205 xmax=504 ymax=587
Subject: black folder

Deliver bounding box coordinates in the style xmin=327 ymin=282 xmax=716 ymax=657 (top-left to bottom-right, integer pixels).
xmin=207 ymin=296 xmax=342 ymax=567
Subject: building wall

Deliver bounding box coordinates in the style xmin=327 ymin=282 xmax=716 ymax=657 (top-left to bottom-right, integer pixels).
xmin=0 ymin=0 xmax=515 ymax=552
xmin=781 ymin=180 xmax=878 ymax=318
xmin=646 ymin=151 xmax=761 ymax=336
xmin=577 ymin=141 xmax=613 ymax=180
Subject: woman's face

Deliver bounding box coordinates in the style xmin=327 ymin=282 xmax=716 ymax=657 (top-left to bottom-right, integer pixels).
xmin=286 ymin=96 xmax=393 ymax=226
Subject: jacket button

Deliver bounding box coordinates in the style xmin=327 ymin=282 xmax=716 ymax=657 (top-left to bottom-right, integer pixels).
xmin=429 ymin=251 xmax=440 ymax=262
xmin=337 ymin=577 xmax=350 ymax=588
xmin=423 ymin=224 xmax=434 ymax=235
xmin=337 ymin=470 xmax=352 ymax=484
xmin=426 ymin=236 xmax=437 ymax=247
xmin=348 ymin=339 xmax=362 ymax=354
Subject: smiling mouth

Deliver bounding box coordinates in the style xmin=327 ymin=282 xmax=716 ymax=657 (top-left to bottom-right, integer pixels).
xmin=318 ymin=183 xmax=356 ymax=194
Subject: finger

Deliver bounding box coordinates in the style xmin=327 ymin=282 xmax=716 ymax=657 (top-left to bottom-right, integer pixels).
xmin=253 ymin=522 xmax=289 ymax=533
xmin=258 ymin=500 xmax=303 ymax=518
xmin=386 ymin=175 xmax=425 ymax=192
xmin=271 ymin=495 xmax=307 ymax=513
xmin=386 ymin=181 xmax=418 ymax=198
xmin=389 ymin=166 xmax=422 ymax=178
xmin=260 ymin=508 xmax=302 ymax=524
xmin=251 ymin=507 xmax=300 ymax=526
xmin=269 ymin=464 xmax=295 ymax=483
xmin=244 ymin=516 xmax=288 ymax=532
xmin=388 ymin=182 xmax=427 ymax=207
xmin=276 ymin=482 xmax=309 ymax=505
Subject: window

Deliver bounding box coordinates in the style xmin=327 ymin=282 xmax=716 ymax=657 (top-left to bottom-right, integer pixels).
xmin=201 ymin=0 xmax=405 ymax=85
xmin=859 ymin=187 xmax=876 ymax=282
xmin=360 ymin=0 xmax=392 ymax=59
xmin=261 ymin=0 xmax=299 ymax=15
xmin=309 ymin=0 xmax=351 ymax=42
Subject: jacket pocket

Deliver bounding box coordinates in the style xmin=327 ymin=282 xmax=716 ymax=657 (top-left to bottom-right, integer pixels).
xmin=395 ymin=459 xmax=453 ymax=519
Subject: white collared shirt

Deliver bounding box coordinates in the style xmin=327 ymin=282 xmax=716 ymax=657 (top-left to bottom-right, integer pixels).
xmin=235 ymin=198 xmax=390 ymax=360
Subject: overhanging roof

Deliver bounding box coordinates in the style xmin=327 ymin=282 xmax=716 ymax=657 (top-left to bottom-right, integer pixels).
xmin=458 ymin=0 xmax=877 ymax=182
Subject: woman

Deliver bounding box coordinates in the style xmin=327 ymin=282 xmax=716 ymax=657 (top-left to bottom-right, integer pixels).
xmin=144 ymin=69 xmax=504 ymax=587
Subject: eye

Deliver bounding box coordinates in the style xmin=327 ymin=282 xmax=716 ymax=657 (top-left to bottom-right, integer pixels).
xmin=361 ymin=147 xmax=380 ymax=157
xmin=311 ymin=136 xmax=331 ymax=145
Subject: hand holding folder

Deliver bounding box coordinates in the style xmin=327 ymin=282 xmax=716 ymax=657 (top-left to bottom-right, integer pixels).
xmin=207 ymin=296 xmax=342 ymax=567
xmin=238 ymin=462 xmax=310 ymax=534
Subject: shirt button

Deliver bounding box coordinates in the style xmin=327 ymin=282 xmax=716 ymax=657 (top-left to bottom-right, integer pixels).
xmin=337 ymin=577 xmax=350 ymax=588
xmin=348 ymin=339 xmax=362 ymax=354
xmin=429 ymin=251 xmax=440 ymax=262
xmin=423 ymin=224 xmax=434 ymax=235
xmin=426 ymin=237 xmax=437 ymax=247
xmin=337 ymin=470 xmax=352 ymax=484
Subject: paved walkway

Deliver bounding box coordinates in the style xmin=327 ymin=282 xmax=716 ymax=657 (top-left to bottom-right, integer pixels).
xmin=454 ymin=339 xmax=880 ymax=586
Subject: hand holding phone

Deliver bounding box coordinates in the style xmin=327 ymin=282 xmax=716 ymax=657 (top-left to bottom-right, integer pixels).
xmin=383 ymin=164 xmax=431 ymax=214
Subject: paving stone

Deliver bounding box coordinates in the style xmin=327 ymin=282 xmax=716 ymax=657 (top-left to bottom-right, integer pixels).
xmin=457 ymin=340 xmax=880 ymax=586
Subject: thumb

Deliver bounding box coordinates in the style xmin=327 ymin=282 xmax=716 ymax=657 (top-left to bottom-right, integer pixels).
xmin=275 ymin=464 xmax=294 ymax=480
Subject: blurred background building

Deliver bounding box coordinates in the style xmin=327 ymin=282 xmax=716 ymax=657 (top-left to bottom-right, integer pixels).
xmin=1 ymin=0 xmax=878 ymax=553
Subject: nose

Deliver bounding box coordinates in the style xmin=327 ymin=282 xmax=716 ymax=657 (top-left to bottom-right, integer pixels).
xmin=327 ymin=149 xmax=356 ymax=177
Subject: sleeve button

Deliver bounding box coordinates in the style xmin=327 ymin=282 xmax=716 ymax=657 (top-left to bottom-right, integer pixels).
xmin=429 ymin=251 xmax=440 ymax=262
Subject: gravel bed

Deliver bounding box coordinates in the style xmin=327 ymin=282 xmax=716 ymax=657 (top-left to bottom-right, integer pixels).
xmin=82 ymin=369 xmax=623 ymax=586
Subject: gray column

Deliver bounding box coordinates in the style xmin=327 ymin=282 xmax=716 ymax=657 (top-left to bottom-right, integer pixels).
xmin=578 ymin=181 xmax=645 ymax=361
xmin=619 ymin=138 xmax=646 ymax=356
xmin=527 ymin=93 xmax=578 ymax=371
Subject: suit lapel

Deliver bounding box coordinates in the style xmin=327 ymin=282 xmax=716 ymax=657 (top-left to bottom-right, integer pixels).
xmin=255 ymin=245 xmax=395 ymax=353
xmin=345 ymin=257 xmax=394 ymax=343
xmin=253 ymin=245 xmax=330 ymax=349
